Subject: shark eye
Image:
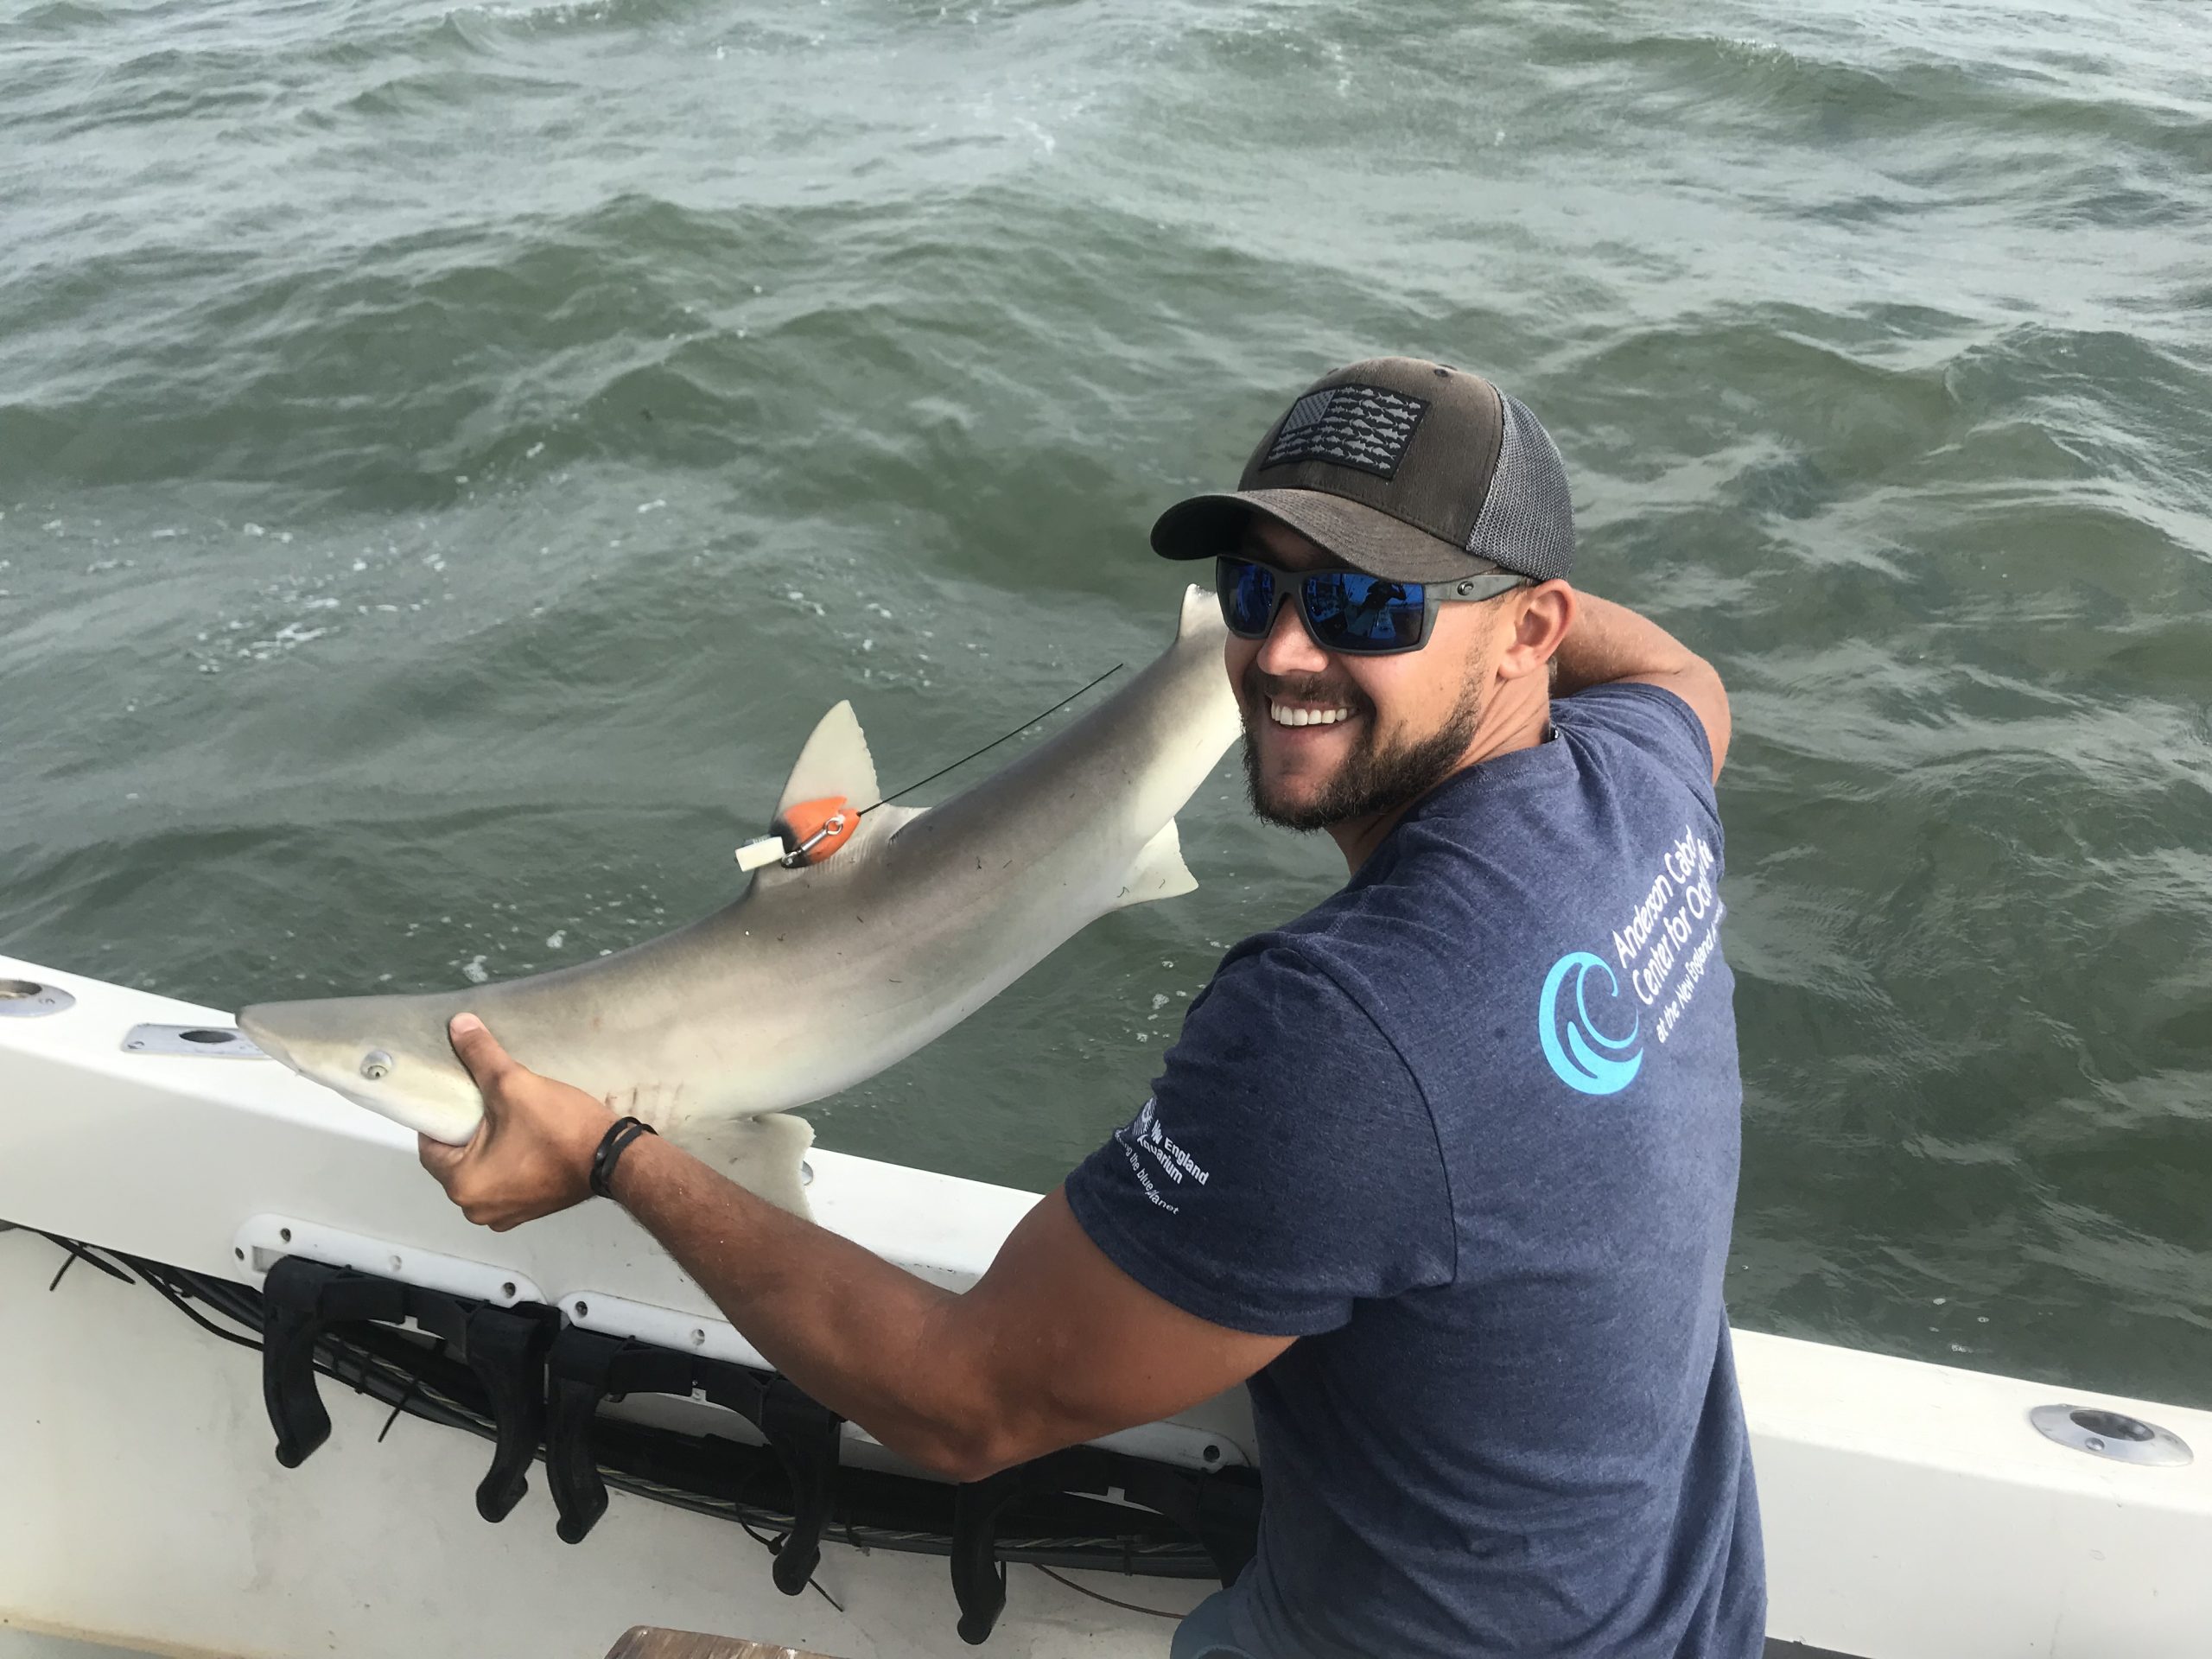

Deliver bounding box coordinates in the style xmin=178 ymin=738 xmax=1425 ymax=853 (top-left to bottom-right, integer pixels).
xmin=359 ymin=1050 xmax=393 ymax=1082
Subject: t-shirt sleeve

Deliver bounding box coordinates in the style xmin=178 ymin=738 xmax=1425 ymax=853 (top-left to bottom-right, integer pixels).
xmin=1063 ymin=945 xmax=1455 ymax=1338
xmin=1559 ymin=681 xmax=1716 ymax=792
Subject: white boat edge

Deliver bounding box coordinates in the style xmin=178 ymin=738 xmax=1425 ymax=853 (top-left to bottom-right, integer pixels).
xmin=2 ymin=952 xmax=2207 ymax=1659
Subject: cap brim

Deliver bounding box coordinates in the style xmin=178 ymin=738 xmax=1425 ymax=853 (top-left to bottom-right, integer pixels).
xmin=1150 ymin=489 xmax=1504 ymax=583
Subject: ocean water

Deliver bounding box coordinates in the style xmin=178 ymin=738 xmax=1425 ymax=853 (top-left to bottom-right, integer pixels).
xmin=3 ymin=0 xmax=2208 ymax=1408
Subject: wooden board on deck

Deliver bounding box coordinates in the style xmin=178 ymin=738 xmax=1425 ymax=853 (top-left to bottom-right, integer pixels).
xmin=606 ymin=1628 xmax=845 ymax=1659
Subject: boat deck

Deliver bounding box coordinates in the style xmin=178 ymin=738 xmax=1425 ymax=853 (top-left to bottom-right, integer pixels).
xmin=1 ymin=1624 xmax=1860 ymax=1658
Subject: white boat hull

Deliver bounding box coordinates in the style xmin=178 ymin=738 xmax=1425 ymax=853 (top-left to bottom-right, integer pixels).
xmin=3 ymin=954 xmax=2208 ymax=1658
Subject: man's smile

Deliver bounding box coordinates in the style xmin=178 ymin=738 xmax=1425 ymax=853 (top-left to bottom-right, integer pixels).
xmin=1267 ymin=698 xmax=1358 ymax=728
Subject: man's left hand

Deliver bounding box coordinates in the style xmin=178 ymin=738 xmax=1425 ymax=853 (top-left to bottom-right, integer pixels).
xmin=418 ymin=1013 xmax=615 ymax=1230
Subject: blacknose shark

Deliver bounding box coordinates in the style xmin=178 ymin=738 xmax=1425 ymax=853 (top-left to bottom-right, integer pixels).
xmin=239 ymin=587 xmax=1241 ymax=1215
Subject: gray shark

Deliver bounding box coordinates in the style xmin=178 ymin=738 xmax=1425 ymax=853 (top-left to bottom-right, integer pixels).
xmin=238 ymin=587 xmax=1239 ymax=1214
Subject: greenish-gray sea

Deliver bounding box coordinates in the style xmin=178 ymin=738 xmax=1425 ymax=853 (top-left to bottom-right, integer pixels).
xmin=3 ymin=0 xmax=2208 ymax=1408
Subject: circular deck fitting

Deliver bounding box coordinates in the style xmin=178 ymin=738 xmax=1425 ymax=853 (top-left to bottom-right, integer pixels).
xmin=2031 ymin=1403 xmax=2193 ymax=1467
xmin=0 ymin=978 xmax=75 ymax=1018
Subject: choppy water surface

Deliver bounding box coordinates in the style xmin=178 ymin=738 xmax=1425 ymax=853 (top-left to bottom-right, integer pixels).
xmin=3 ymin=0 xmax=2208 ymax=1404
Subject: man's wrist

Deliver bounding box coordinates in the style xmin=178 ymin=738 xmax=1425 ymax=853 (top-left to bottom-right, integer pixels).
xmin=586 ymin=1116 xmax=659 ymax=1199
xmin=601 ymin=1121 xmax=670 ymax=1207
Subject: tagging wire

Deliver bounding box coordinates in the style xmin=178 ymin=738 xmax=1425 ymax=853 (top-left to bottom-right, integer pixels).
xmin=735 ymin=662 xmax=1125 ymax=872
xmin=861 ymin=662 xmax=1124 ymax=816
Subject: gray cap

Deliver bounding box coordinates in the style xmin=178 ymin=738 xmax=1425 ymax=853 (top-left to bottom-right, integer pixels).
xmin=1151 ymin=356 xmax=1575 ymax=584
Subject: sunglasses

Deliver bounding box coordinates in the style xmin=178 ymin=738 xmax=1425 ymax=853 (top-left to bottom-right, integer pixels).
xmin=1215 ymin=556 xmax=1529 ymax=656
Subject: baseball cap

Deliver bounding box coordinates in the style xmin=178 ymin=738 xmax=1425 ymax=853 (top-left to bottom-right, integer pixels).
xmin=1150 ymin=356 xmax=1575 ymax=585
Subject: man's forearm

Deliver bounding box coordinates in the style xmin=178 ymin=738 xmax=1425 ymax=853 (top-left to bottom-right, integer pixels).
xmin=1551 ymin=592 xmax=1703 ymax=695
xmin=423 ymin=1014 xmax=1140 ymax=1482
xmin=1550 ymin=591 xmax=1731 ymax=779
xmin=607 ymin=1133 xmax=1000 ymax=1477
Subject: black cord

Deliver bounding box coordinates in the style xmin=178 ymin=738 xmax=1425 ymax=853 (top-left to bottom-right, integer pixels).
xmin=22 ymin=1230 xmax=1230 ymax=1583
xmin=132 ymin=1263 xmax=264 ymax=1353
xmin=378 ymin=1370 xmax=427 ymax=1442
xmin=38 ymin=1230 xmax=136 ymax=1290
xmin=1034 ymin=1563 xmax=1185 ymax=1618
xmin=735 ymin=1516 xmax=845 ymax=1612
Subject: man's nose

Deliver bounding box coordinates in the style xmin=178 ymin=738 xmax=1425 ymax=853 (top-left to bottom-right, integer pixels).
xmin=1255 ymin=594 xmax=1330 ymax=678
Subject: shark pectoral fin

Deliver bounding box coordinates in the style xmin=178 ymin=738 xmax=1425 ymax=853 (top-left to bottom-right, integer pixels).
xmin=778 ymin=701 xmax=884 ymax=818
xmin=1110 ymin=817 xmax=1199 ymax=910
xmin=673 ymin=1110 xmax=816 ymax=1218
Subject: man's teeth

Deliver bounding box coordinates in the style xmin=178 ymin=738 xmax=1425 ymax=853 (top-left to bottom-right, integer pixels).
xmin=1268 ymin=701 xmax=1354 ymax=728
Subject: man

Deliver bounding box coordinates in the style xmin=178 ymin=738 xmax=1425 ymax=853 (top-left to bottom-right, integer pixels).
xmin=422 ymin=357 xmax=1764 ymax=1657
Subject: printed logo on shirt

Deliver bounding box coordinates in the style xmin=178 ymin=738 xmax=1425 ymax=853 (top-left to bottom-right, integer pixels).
xmin=1538 ymin=953 xmax=1643 ymax=1096
xmin=1540 ymin=823 xmax=1727 ymax=1095
xmin=1114 ymin=1096 xmax=1211 ymax=1214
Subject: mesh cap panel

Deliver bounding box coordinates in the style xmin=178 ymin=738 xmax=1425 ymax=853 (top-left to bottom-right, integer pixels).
xmin=1465 ymin=394 xmax=1574 ymax=582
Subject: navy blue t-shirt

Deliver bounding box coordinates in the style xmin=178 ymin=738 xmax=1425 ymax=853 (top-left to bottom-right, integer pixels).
xmin=1065 ymin=683 xmax=1764 ymax=1658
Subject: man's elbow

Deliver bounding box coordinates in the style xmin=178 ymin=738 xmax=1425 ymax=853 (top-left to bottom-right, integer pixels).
xmin=1688 ymin=655 xmax=1732 ymax=780
xmin=894 ymin=1419 xmax=1062 ymax=1485
xmin=924 ymin=1439 xmax=1025 ymax=1486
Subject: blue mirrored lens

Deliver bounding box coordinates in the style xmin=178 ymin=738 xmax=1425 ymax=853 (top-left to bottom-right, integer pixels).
xmin=1304 ymin=571 xmax=1425 ymax=649
xmin=1217 ymin=558 xmax=1278 ymax=636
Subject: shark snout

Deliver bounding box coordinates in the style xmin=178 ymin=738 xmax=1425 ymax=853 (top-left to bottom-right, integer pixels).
xmin=237 ymin=994 xmax=490 ymax=1145
xmin=235 ymin=1006 xmax=292 ymax=1067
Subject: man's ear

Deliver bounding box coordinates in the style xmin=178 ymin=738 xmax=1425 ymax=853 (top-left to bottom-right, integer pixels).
xmin=1497 ymin=581 xmax=1575 ymax=683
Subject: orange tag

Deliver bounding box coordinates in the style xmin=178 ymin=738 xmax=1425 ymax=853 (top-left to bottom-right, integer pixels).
xmin=774 ymin=795 xmax=855 ymax=865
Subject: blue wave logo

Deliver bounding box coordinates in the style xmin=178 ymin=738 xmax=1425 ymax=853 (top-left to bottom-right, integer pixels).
xmin=1538 ymin=951 xmax=1644 ymax=1096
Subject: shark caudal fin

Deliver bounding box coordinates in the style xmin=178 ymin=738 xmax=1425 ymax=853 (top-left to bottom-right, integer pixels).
xmin=1110 ymin=817 xmax=1199 ymax=909
xmin=779 ymin=701 xmax=882 ymax=817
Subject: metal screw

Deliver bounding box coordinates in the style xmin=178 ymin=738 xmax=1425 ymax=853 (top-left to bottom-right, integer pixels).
xmin=279 ymin=1227 xmax=292 ymax=1243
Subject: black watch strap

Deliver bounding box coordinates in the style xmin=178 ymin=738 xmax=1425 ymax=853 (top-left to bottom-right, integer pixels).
xmin=588 ymin=1115 xmax=658 ymax=1199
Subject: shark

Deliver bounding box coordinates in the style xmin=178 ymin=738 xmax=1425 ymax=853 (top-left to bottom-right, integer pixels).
xmin=238 ymin=586 xmax=1241 ymax=1215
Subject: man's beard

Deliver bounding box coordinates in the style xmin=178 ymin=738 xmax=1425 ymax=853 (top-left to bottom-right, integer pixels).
xmin=1243 ymin=673 xmax=1484 ymax=833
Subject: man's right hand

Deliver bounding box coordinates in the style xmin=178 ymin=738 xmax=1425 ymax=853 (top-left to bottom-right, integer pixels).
xmin=418 ymin=1013 xmax=614 ymax=1231
xmin=1550 ymin=591 xmax=1731 ymax=780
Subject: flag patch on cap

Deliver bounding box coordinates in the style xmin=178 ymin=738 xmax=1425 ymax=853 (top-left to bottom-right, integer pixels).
xmin=1261 ymin=384 xmax=1429 ymax=480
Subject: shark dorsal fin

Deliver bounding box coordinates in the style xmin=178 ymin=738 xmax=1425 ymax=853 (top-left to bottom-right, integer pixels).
xmin=1177 ymin=582 xmax=1217 ymax=641
xmin=777 ymin=701 xmax=881 ymax=817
